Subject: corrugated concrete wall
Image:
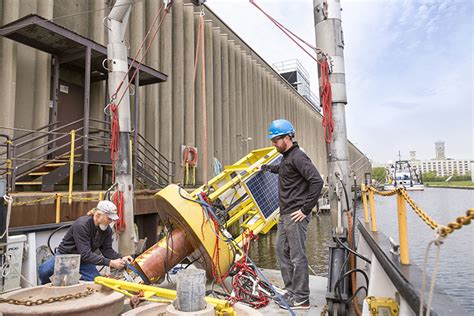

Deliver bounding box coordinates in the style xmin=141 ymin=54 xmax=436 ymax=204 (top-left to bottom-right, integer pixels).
xmin=0 ymin=0 xmax=371 ymax=185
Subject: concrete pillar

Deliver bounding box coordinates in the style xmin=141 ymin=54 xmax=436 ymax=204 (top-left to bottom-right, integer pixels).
xmin=228 ymin=40 xmax=236 ymax=163
xmin=194 ymin=13 xmax=204 ymax=183
xmin=90 ymin=0 xmax=107 ymax=123
xmin=211 ymin=27 xmax=222 ymax=163
xmin=220 ymin=33 xmax=229 ymax=165
xmin=204 ymin=20 xmax=214 ymax=180
xmin=262 ymin=71 xmax=269 ymax=146
xmin=234 ymin=46 xmax=242 ymax=158
xmin=248 ymin=59 xmax=256 ymax=150
xmin=159 ymin=8 xmax=173 ymax=176
xmin=240 ymin=52 xmax=249 ymax=155
xmin=183 ymin=4 xmax=195 ymax=148
xmin=33 ymin=0 xmax=53 ymax=131
xmin=145 ymin=0 xmax=160 ymax=151
xmin=172 ymin=0 xmax=185 ymax=182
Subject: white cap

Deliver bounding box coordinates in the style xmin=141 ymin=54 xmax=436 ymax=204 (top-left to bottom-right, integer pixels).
xmin=96 ymin=200 xmax=119 ymax=221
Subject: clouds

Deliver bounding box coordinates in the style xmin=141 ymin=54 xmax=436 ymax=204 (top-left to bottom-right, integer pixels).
xmin=207 ymin=0 xmax=473 ymax=162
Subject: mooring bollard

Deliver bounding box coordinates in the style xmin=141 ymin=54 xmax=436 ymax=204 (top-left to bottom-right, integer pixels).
xmin=50 ymin=254 xmax=81 ymax=286
xmin=173 ymin=269 xmax=207 ymax=312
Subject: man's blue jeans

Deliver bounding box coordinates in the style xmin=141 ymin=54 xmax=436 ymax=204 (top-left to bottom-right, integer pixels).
xmin=38 ymin=255 xmax=100 ymax=284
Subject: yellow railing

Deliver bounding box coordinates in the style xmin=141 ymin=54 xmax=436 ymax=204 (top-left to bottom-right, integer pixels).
xmin=361 ymin=184 xmax=473 ymax=265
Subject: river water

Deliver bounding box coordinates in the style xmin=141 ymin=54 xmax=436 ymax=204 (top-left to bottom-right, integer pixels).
xmin=249 ymin=187 xmax=474 ymax=313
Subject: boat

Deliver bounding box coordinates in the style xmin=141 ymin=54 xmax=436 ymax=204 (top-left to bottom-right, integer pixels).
xmin=384 ymin=160 xmax=424 ymax=191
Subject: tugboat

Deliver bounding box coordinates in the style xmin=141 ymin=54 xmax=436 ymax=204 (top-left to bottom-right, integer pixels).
xmin=384 ymin=159 xmax=424 ymax=191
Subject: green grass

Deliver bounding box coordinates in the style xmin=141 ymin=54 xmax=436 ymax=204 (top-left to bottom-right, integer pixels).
xmin=425 ymin=181 xmax=474 ymax=187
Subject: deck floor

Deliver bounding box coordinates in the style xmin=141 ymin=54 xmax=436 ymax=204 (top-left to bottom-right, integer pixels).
xmin=156 ymin=268 xmax=328 ymax=315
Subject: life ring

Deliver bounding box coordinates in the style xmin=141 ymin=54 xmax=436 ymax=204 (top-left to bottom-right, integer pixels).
xmin=183 ymin=146 xmax=198 ymax=167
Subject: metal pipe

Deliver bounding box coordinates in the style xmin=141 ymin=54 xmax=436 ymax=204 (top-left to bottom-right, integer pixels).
xmin=368 ymin=189 xmax=377 ymax=232
xmin=133 ymin=227 xmax=194 ymax=283
xmin=361 ymin=184 xmax=369 ymax=223
xmin=107 ymin=0 xmax=136 ymax=254
xmin=314 ymin=0 xmax=352 ymax=227
xmin=397 ymin=192 xmax=410 ymax=264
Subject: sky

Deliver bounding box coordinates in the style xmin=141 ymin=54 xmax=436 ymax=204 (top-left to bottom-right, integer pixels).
xmin=206 ymin=0 xmax=473 ymax=163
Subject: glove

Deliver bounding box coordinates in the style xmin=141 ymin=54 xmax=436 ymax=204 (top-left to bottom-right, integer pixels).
xmin=260 ymin=164 xmax=269 ymax=172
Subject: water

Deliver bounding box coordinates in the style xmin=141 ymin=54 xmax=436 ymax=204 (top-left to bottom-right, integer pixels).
xmin=249 ymin=187 xmax=474 ymax=313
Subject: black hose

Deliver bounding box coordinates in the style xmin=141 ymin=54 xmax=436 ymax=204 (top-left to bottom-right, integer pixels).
xmin=335 ymin=234 xmax=371 ymax=264
xmin=47 ymin=224 xmax=71 ymax=254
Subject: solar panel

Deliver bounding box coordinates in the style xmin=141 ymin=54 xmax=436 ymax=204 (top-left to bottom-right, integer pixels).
xmin=244 ymin=155 xmax=282 ymax=220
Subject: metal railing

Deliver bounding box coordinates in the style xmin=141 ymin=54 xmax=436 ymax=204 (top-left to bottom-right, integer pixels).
xmin=0 ymin=119 xmax=174 ymax=192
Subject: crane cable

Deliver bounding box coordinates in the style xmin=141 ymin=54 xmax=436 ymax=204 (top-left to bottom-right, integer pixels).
xmin=249 ymin=0 xmax=334 ymax=143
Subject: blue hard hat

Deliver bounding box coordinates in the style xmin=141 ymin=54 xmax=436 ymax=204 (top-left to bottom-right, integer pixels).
xmin=268 ymin=119 xmax=295 ymax=139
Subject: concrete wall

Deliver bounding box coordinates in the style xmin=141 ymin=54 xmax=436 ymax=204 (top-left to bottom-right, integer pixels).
xmin=0 ymin=0 xmax=370 ymax=185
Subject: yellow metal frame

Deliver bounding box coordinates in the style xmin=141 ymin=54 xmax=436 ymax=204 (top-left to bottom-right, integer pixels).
xmin=151 ymin=147 xmax=282 ymax=279
xmin=366 ymin=296 xmax=399 ymax=316
xmin=95 ymin=276 xmax=235 ymax=316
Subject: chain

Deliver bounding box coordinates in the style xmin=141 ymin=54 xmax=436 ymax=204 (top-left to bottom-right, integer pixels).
xmin=70 ymin=196 xmax=100 ymax=202
xmin=11 ymin=194 xmax=100 ymax=206
xmin=12 ymin=195 xmax=56 ymax=206
xmin=438 ymin=208 xmax=474 ymax=237
xmin=398 ymin=188 xmax=439 ymax=230
xmin=0 ymin=287 xmax=95 ymax=306
xmin=367 ymin=186 xmax=398 ymax=196
xmin=368 ymin=186 xmax=473 ymax=237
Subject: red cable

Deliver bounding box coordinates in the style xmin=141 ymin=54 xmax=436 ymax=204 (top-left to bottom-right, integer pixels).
xmin=113 ymin=191 xmax=126 ymax=235
xmin=250 ymin=0 xmax=334 ymax=143
xmin=110 ymin=103 xmax=120 ymax=181
xmin=320 ymin=59 xmax=333 ymax=143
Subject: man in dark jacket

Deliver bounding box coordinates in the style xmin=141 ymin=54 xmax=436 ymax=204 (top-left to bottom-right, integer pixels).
xmin=38 ymin=200 xmax=132 ymax=284
xmin=261 ymin=119 xmax=324 ymax=310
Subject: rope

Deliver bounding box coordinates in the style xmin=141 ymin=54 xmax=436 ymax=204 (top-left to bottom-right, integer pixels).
xmin=0 ymin=195 xmax=13 ymax=239
xmin=419 ymin=229 xmax=445 ymax=316
xmin=113 ymin=191 xmax=126 ymax=235
xmin=110 ymin=103 xmax=120 ymax=182
xmin=320 ymin=58 xmax=333 ymax=143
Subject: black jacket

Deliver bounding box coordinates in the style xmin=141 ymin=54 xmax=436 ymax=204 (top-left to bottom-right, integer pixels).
xmin=266 ymin=144 xmax=324 ymax=215
xmin=57 ymin=216 xmax=121 ymax=266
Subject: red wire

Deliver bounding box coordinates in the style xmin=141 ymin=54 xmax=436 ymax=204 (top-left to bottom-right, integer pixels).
xmin=320 ymin=59 xmax=333 ymax=143
xmin=250 ymin=0 xmax=334 ymax=143
xmin=113 ymin=191 xmax=126 ymax=235
xmin=110 ymin=103 xmax=120 ymax=181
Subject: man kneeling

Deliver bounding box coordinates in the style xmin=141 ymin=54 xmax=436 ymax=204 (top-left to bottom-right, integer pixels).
xmin=38 ymin=200 xmax=132 ymax=284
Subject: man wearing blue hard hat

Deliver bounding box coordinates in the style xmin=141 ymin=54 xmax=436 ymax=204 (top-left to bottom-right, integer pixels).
xmin=261 ymin=119 xmax=324 ymax=310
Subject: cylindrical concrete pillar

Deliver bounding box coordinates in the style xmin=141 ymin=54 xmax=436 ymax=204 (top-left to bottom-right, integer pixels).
xmin=240 ymin=52 xmax=249 ymax=155
xmin=234 ymin=46 xmax=243 ymax=158
xmin=159 ymin=8 xmax=173 ymax=182
xmin=228 ymin=40 xmax=236 ymax=163
xmin=220 ymin=33 xmax=229 ymax=165
xmin=33 ymin=0 xmax=53 ymax=131
xmin=211 ymin=27 xmax=222 ymax=164
xmin=204 ymin=19 xmax=214 ymax=182
xmin=145 ymin=0 xmax=160 ymax=151
xmin=194 ymin=13 xmax=204 ymax=184
xmin=172 ymin=0 xmax=185 ymax=182
xmin=183 ymin=4 xmax=195 ymax=149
